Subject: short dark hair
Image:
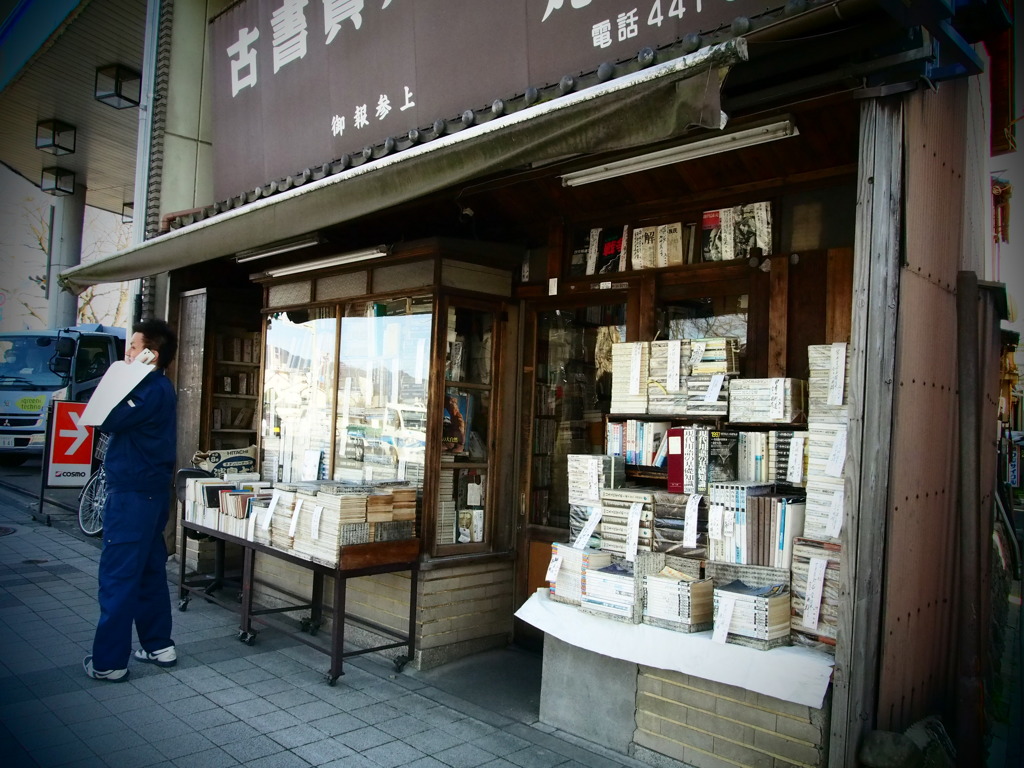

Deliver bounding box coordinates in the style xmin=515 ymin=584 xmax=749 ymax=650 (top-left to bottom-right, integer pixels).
xmin=134 ymin=319 xmax=177 ymax=369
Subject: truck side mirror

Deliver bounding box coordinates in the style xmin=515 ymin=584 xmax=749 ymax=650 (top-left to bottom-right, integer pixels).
xmin=52 ymin=357 xmax=72 ymax=375
xmin=55 ymin=337 xmax=76 ymax=358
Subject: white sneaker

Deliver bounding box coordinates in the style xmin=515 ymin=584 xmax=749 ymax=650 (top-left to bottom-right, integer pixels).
xmin=83 ymin=656 xmax=130 ymax=682
xmin=134 ymin=646 xmax=177 ymax=667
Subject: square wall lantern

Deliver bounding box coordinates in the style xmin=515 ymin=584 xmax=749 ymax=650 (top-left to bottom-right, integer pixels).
xmin=94 ymin=64 xmax=141 ymax=108
xmin=41 ymin=166 xmax=76 ymax=196
xmin=35 ymin=119 xmax=76 ymax=155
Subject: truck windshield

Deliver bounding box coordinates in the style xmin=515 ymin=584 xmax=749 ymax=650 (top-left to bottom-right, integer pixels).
xmin=0 ymin=335 xmax=63 ymax=390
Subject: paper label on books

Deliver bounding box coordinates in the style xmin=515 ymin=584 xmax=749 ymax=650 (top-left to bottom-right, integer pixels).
xmin=827 ymin=488 xmax=845 ymax=538
xmin=828 ymin=343 xmax=847 ymax=406
xmin=723 ymin=505 xmax=735 ymax=537
xmin=572 ymin=507 xmax=603 ymax=549
xmin=713 ymin=595 xmax=736 ymax=644
xmin=311 ymin=505 xmax=323 ymax=540
xmin=599 ymin=281 xmax=611 ymax=290
xmin=629 ymin=344 xmax=642 ymax=396
xmin=770 ymin=378 xmax=786 ymax=420
xmin=684 ymin=494 xmax=701 ymax=548
xmin=288 ymin=499 xmax=303 ymax=538
xmin=802 ymin=557 xmax=829 ymax=630
xmin=625 ymin=501 xmax=643 ymax=562
xmin=689 ymin=341 xmax=706 ymax=366
xmin=708 ymin=503 xmax=724 ymax=539
xmin=704 ymin=373 xmax=725 ymax=403
xmin=545 ymin=553 xmax=563 ymax=583
xmin=786 ymin=436 xmax=805 ymax=483
xmin=826 ymin=426 xmax=847 ymax=477
xmin=260 ymin=492 xmax=280 ymax=530
xmin=548 ymin=277 xmax=558 ymax=296
xmin=667 ymin=340 xmax=681 ymax=391
xmin=415 ymin=339 xmax=426 ymax=384
xmin=467 ymin=479 xmax=482 ymax=506
xmin=398 ymin=459 xmax=407 ymax=481
xmin=669 ymin=435 xmax=682 ymax=454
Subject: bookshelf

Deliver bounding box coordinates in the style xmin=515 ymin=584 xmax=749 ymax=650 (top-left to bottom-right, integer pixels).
xmin=206 ymin=328 xmax=261 ymax=450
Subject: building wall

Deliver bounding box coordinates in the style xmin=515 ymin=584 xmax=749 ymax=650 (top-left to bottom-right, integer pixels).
xmin=634 ymin=668 xmax=830 ymax=768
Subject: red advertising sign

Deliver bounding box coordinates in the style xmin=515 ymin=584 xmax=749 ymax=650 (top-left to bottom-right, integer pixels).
xmin=47 ymin=401 xmax=95 ymax=487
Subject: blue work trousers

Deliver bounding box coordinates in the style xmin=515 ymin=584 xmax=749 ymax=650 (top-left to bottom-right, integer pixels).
xmin=91 ymin=489 xmax=173 ymax=670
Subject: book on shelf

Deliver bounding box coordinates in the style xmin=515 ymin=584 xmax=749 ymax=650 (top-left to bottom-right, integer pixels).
xmin=442 ymin=392 xmax=472 ymax=453
xmin=631 ymin=226 xmax=658 ymax=270
xmin=586 ymin=225 xmax=630 ymax=275
xmin=701 ymin=201 xmax=772 ymax=262
xmin=656 ymin=222 xmax=684 ymax=267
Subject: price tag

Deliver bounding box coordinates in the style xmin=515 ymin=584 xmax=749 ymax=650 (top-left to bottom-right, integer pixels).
xmin=827 ymin=488 xmax=845 ymax=538
xmin=828 ymin=343 xmax=847 ymax=406
xmin=786 ymin=436 xmax=805 ymax=483
xmin=260 ymin=492 xmax=279 ymax=530
xmin=548 ymin=277 xmax=558 ymax=296
xmin=713 ymin=595 xmax=736 ymax=644
xmin=770 ymin=378 xmax=785 ymax=420
xmin=826 ymin=426 xmax=847 ymax=477
xmin=723 ymin=505 xmax=735 ymax=537
xmin=625 ymin=501 xmax=643 ymax=562
xmin=704 ymin=373 xmax=725 ymax=403
xmin=689 ymin=341 xmax=706 ymax=366
xmin=629 ymin=344 xmax=642 ymax=396
xmin=802 ymin=557 xmax=829 ymax=629
xmin=311 ymin=505 xmax=323 ymax=540
xmin=467 ymin=479 xmax=482 ymax=506
xmin=599 ymin=281 xmax=612 ymax=290
xmin=684 ymin=494 xmax=701 ymax=548
xmin=545 ymin=553 xmax=563 ymax=582
xmin=572 ymin=507 xmax=603 ymax=549
xmin=667 ymin=340 xmax=681 ymax=392
xmin=288 ymin=498 xmax=303 ymax=537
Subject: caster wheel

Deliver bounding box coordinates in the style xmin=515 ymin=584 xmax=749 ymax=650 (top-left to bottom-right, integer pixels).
xmin=327 ymin=675 xmax=337 ymax=686
xmin=299 ymin=618 xmax=311 ymax=632
xmin=244 ymin=634 xmax=256 ymax=646
xmin=237 ymin=592 xmax=244 ymax=603
xmin=177 ymin=598 xmax=190 ymax=612
xmin=308 ymin=625 xmax=318 ymax=637
xmin=236 ymin=630 xmax=246 ymax=642
xmin=393 ymin=655 xmax=409 ymax=672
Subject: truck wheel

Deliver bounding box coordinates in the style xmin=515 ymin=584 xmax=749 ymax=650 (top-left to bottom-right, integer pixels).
xmin=0 ymin=456 xmax=27 ymax=467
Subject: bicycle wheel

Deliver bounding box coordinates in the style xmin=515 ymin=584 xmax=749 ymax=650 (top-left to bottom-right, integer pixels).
xmin=78 ymin=468 xmax=106 ymax=537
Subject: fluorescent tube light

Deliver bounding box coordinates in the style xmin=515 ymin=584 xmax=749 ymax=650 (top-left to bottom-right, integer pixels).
xmin=258 ymin=245 xmax=389 ymax=278
xmin=235 ymin=234 xmax=323 ymax=262
xmin=561 ymin=117 xmax=798 ymax=187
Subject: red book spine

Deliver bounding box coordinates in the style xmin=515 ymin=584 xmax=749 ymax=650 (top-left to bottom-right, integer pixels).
xmin=667 ymin=427 xmax=685 ymax=494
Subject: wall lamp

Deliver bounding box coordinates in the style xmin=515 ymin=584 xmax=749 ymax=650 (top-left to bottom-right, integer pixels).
xmin=560 ymin=117 xmax=799 ymax=187
xmin=41 ymin=166 xmax=76 ymax=196
xmin=256 ymin=245 xmax=390 ymax=278
xmin=235 ymin=234 xmax=325 ymax=263
xmin=35 ymin=119 xmax=76 ymax=155
xmin=95 ymin=64 xmax=141 ymax=108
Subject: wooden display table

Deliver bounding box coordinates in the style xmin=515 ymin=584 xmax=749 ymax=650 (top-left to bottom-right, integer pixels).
xmin=178 ymin=521 xmax=419 ymax=684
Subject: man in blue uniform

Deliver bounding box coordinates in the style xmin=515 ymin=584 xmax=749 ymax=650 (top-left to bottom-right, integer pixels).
xmin=84 ymin=319 xmax=178 ymax=681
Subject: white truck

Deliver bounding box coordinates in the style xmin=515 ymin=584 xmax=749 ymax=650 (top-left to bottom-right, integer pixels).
xmin=0 ymin=324 xmax=126 ymax=466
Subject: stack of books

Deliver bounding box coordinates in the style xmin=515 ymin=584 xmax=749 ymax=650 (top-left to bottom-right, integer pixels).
xmin=737 ymin=431 xmax=769 ymax=483
xmin=804 ymin=343 xmax=850 ymax=542
xmin=689 ymin=337 xmax=741 ymax=376
xmin=685 ymin=375 xmax=730 ymax=417
xmin=706 ymin=481 xmax=773 ymax=564
xmin=581 ymin=561 xmax=640 ymax=622
xmin=767 ymin=430 xmax=809 ymax=487
xmin=790 ymin=537 xmax=842 ymax=648
xmin=647 ymin=340 xmax=691 ymax=414
xmin=651 ymin=490 xmax=705 ymax=557
xmin=548 ymin=543 xmax=612 ymax=605
xmin=610 ymin=342 xmax=650 ymax=413
xmin=598 ymin=487 xmax=655 ymax=557
xmin=643 ymin=564 xmax=714 ymax=633
xmin=391 ymin=487 xmax=417 ymax=522
xmin=567 ymin=454 xmax=624 ymax=505
xmin=437 ymin=455 xmax=456 ymax=545
xmin=713 ymin=579 xmax=792 ymax=649
xmin=681 ymin=427 xmax=739 ymax=495
xmin=366 ymin=492 xmax=394 ymax=523
xmin=269 ymin=484 xmax=299 ymax=552
xmin=728 ymin=378 xmax=807 ymax=424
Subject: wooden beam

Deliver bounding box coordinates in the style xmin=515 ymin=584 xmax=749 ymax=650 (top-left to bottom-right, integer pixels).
xmin=826 ymin=247 xmax=854 ymax=343
xmin=830 ymin=97 xmax=903 ymax=766
xmin=767 ymin=256 xmax=789 ymax=376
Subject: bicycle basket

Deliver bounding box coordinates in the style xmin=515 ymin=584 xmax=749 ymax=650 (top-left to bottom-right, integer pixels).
xmin=94 ymin=432 xmax=111 ymax=461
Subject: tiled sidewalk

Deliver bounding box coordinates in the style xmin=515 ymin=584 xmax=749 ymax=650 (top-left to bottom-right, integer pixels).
xmin=0 ymin=501 xmax=649 ymax=768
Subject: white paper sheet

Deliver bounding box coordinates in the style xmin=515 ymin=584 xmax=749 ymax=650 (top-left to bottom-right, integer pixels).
xmin=515 ymin=590 xmax=834 ymax=708
xmin=79 ymin=359 xmax=156 ymax=426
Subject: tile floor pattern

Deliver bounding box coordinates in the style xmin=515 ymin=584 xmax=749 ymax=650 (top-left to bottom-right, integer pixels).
xmin=0 ymin=507 xmax=649 ymax=768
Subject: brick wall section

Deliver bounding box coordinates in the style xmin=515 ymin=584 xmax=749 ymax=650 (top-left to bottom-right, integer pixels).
xmin=634 ymin=667 xmax=830 ymax=768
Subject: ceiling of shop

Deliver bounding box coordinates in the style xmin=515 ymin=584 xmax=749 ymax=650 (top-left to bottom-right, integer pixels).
xmin=0 ymin=0 xmax=146 ymax=215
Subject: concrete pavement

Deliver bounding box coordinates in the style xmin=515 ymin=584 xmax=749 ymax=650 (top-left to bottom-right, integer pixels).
xmin=0 ymin=487 xmax=650 ymax=768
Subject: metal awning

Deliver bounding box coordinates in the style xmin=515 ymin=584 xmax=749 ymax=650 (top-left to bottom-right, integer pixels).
xmin=60 ymin=38 xmax=746 ymax=293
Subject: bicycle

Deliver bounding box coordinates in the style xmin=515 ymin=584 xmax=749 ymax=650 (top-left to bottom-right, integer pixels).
xmin=78 ymin=432 xmax=110 ymax=537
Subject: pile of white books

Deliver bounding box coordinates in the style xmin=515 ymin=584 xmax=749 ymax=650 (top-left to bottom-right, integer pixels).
xmin=643 ymin=564 xmax=714 ymax=632
xmin=728 ymin=378 xmax=807 ymax=424
xmin=790 ymin=537 xmax=842 ymax=648
xmin=713 ymin=579 xmax=791 ymax=649
xmin=566 ymin=454 xmax=624 ymax=506
xmin=647 ymin=340 xmax=691 ymax=414
xmin=610 ymin=342 xmax=650 ymax=413
xmin=548 ymin=543 xmax=612 ymax=605
xmin=599 ymin=487 xmax=655 ymax=558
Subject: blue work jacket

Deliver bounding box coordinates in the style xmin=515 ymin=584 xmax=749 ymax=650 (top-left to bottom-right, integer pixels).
xmin=100 ymin=369 xmax=177 ymax=493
